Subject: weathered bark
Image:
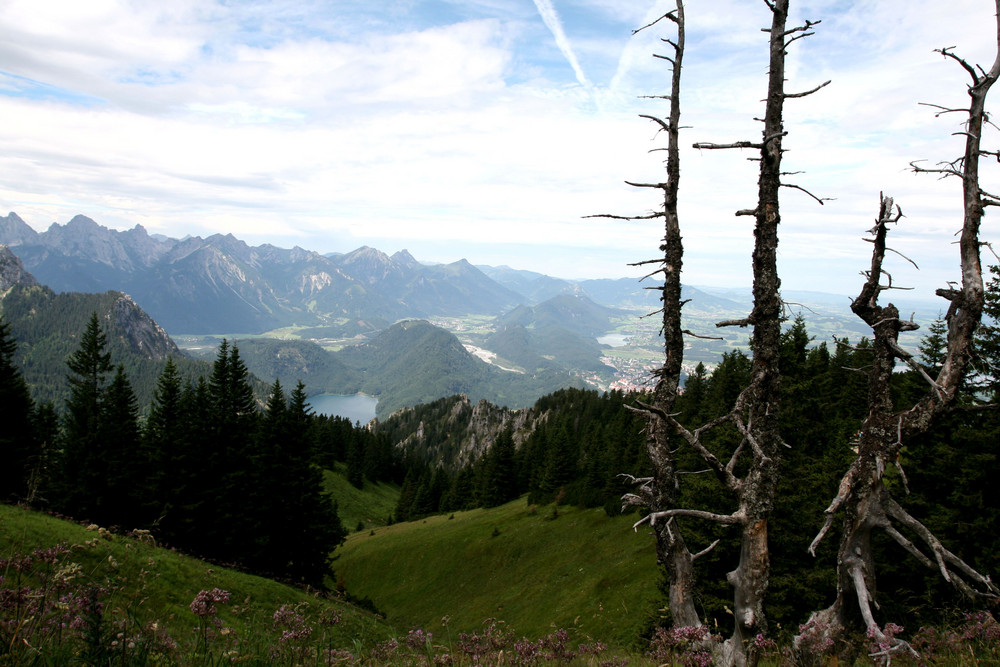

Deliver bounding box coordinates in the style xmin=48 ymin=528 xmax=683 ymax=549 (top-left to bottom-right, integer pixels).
xmin=802 ymin=10 xmax=1000 ymax=655
xmin=615 ymin=0 xmax=703 ymax=630
xmin=639 ymin=3 xmax=823 ymax=663
xmin=719 ymin=3 xmax=790 ymax=660
xmin=613 ymin=2 xmax=824 ymax=662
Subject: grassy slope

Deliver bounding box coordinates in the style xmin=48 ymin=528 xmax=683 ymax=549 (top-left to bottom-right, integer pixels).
xmin=323 ymin=464 xmax=400 ymax=531
xmin=0 ymin=504 xmax=395 ymax=651
xmin=334 ymin=499 xmax=663 ymax=649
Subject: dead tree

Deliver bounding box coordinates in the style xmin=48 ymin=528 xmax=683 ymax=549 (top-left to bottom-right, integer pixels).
xmin=588 ymin=0 xmax=706 ymax=629
xmin=629 ymin=2 xmax=826 ymax=664
xmin=800 ymin=5 xmax=1000 ymax=660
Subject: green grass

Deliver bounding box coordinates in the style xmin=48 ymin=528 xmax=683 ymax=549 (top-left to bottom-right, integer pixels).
xmin=334 ymin=498 xmax=664 ymax=649
xmin=323 ymin=464 xmax=401 ymax=531
xmin=0 ymin=503 xmax=395 ymax=662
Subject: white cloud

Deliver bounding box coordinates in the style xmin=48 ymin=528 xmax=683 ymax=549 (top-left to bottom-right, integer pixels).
xmin=0 ymin=0 xmax=996 ymax=300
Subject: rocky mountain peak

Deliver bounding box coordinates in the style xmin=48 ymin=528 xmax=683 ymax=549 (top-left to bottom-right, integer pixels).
xmin=65 ymin=214 xmax=101 ymax=230
xmin=107 ymin=292 xmax=179 ymax=361
xmin=0 ymin=213 xmax=39 ymax=247
xmin=391 ymin=249 xmax=420 ymax=269
xmin=0 ymin=244 xmax=40 ymax=294
xmin=341 ymin=246 xmax=402 ymax=284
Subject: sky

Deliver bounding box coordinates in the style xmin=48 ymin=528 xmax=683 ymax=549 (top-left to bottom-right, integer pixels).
xmin=0 ymin=0 xmax=997 ymax=299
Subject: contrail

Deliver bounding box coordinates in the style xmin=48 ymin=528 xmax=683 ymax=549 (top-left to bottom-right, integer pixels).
xmin=531 ymin=0 xmax=592 ymax=90
xmin=611 ymin=1 xmax=672 ymax=91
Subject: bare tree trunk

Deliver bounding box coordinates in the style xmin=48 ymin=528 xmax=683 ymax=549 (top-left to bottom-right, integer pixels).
xmin=642 ymin=0 xmax=703 ymax=630
xmin=607 ymin=0 xmax=705 ymax=630
xmin=801 ymin=8 xmax=1000 ymax=658
xmin=609 ymin=2 xmax=826 ymax=661
xmin=637 ymin=2 xmax=827 ymax=663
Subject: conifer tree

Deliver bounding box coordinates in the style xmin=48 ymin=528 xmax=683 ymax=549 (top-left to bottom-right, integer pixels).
xmin=0 ymin=317 xmax=37 ymax=502
xmin=144 ymin=357 xmax=185 ymax=527
xmin=975 ymin=265 xmax=1000 ymax=399
xmin=202 ymin=340 xmax=260 ymax=561
xmin=56 ymin=312 xmax=113 ymax=520
xmin=98 ymin=365 xmax=143 ymax=528
xmin=478 ymin=427 xmax=518 ymax=508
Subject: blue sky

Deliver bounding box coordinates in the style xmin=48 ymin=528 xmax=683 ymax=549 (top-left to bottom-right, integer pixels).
xmin=0 ymin=0 xmax=997 ymax=299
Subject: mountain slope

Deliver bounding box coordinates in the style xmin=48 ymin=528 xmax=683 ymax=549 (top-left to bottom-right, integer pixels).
xmin=485 ymin=294 xmax=619 ymax=376
xmin=0 ymin=248 xmax=201 ymax=409
xmin=231 ymin=337 xmax=360 ymax=394
xmin=0 ymin=503 xmax=396 ymax=659
xmin=336 ymin=320 xmax=585 ymax=418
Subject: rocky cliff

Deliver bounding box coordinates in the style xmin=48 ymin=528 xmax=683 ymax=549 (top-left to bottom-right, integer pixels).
xmin=0 ymin=244 xmax=39 ymax=296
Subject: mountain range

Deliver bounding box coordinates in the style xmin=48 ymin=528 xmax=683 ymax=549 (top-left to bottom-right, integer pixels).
xmin=0 ymin=243 xmax=584 ymax=418
xmin=1 ymin=211 xmax=947 ymax=417
xmin=0 ymin=212 xmax=542 ymax=334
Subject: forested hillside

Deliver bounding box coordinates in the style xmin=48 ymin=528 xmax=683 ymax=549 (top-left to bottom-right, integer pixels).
xmin=376 ymin=310 xmax=1000 ymax=634
xmin=0 ymin=281 xmax=207 ymax=410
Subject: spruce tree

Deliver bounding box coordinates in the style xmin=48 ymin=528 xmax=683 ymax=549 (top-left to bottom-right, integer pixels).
xmin=57 ymin=312 xmax=113 ymax=520
xmin=278 ymin=381 xmax=345 ymax=584
xmin=99 ymin=365 xmax=142 ymax=528
xmin=975 ymin=265 xmax=1000 ymax=399
xmin=144 ymin=357 xmax=184 ymax=526
xmin=0 ymin=317 xmax=37 ymax=502
xmin=478 ymin=427 xmax=518 ymax=508
xmin=201 ymin=340 xmax=260 ymax=562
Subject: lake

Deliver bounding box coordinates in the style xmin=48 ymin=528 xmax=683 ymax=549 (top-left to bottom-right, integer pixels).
xmin=597 ymin=333 xmax=629 ymax=347
xmin=306 ymin=393 xmax=378 ymax=424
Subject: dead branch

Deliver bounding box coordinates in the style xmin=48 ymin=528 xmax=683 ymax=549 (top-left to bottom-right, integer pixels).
xmin=910 ymin=159 xmax=962 ymax=178
xmin=625 ymin=180 xmax=668 ymax=189
xmin=936 ymin=46 xmax=981 ymax=82
xmin=692 ymin=539 xmax=722 ymax=560
xmin=884 ymin=245 xmax=919 ymax=269
xmin=639 ymin=113 xmax=671 ymax=134
xmin=781 ymin=182 xmax=833 ymax=205
xmin=716 ymin=317 xmax=752 ymax=328
xmin=784 ymin=79 xmax=831 ymax=98
xmin=683 ymin=329 xmax=725 ymax=340
xmin=636 ymin=507 xmax=744 ymax=531
xmin=633 ymin=10 xmax=678 ymax=36
xmin=584 ymin=212 xmax=663 ymax=220
xmin=885 ymin=497 xmax=999 ymax=597
xmin=918 ymin=101 xmax=969 ymax=116
xmin=692 ymin=140 xmax=761 ymax=150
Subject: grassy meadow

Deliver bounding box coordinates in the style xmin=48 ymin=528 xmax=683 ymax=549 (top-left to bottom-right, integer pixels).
xmin=333 ymin=498 xmax=663 ymax=649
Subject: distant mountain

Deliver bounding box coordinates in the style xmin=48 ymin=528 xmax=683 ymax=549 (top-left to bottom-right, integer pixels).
xmin=224 ymin=337 xmax=360 ymax=395
xmin=0 ymin=213 xmax=39 ymax=247
xmin=0 ymin=213 xmax=522 ymax=334
xmin=333 ymin=320 xmax=585 ymax=418
xmin=484 ymin=294 xmax=621 ymax=377
xmin=228 ymin=319 xmax=586 ymax=420
xmin=0 ymin=247 xmax=200 ymax=409
xmin=477 ymin=265 xmax=578 ymax=304
xmin=480 ymin=265 xmax=746 ymax=316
